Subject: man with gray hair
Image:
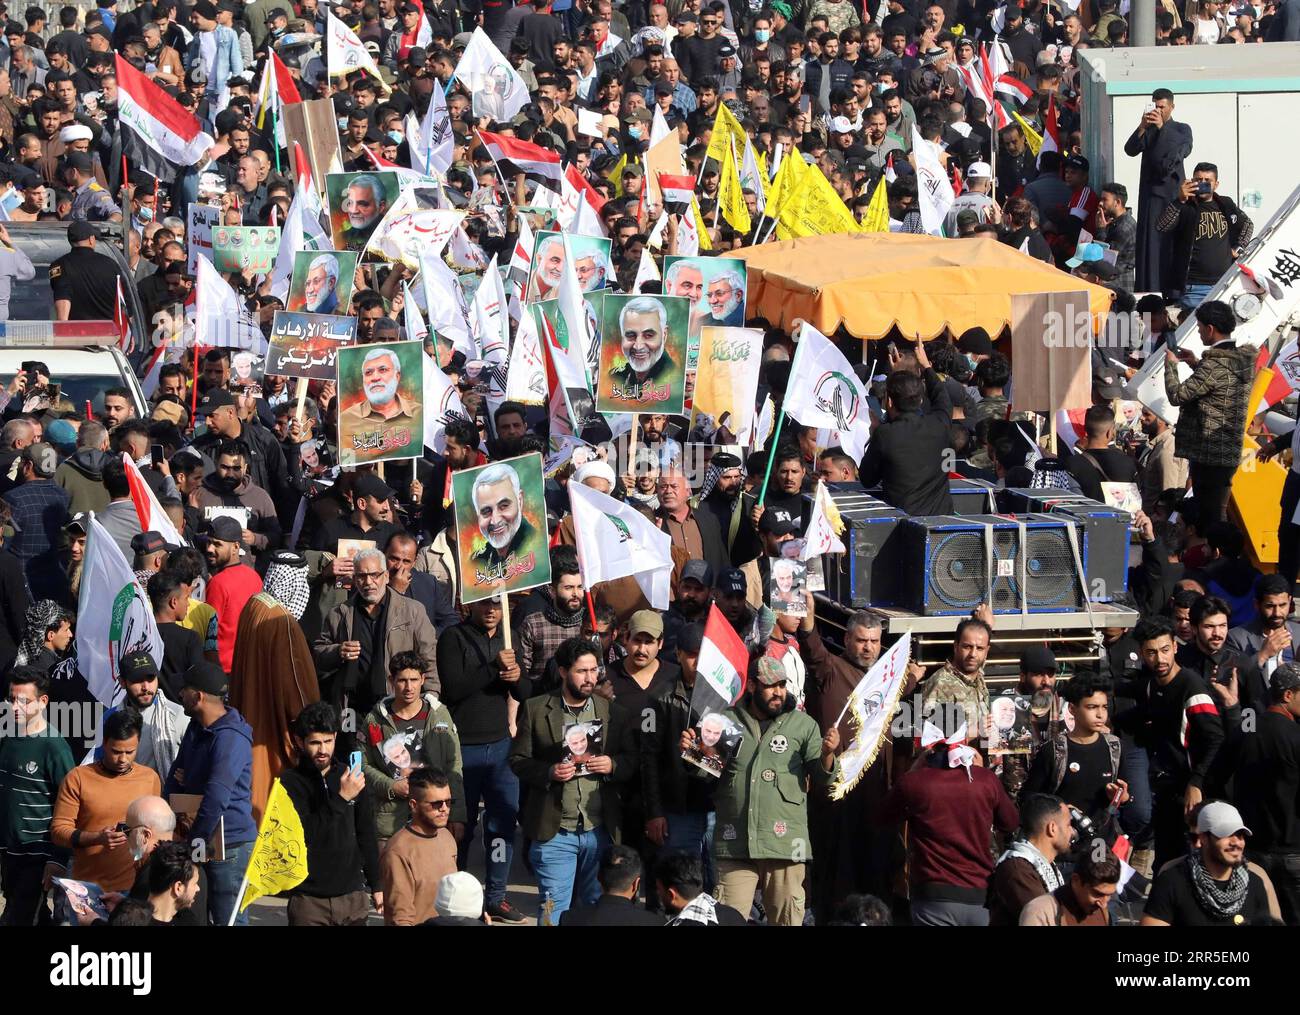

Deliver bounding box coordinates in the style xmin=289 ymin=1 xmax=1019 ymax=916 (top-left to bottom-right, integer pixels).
xmin=303 ymin=252 xmax=341 ymax=314
xmin=341 ymin=173 xmax=390 ymax=250
xmin=573 ymin=249 xmax=610 ymax=292
xmin=530 ymin=234 xmax=566 ymax=300
xmin=122 ymin=794 xmax=209 ymax=925
xmin=342 ymin=346 xmax=417 ymax=430
xmin=469 ymin=461 xmax=541 ymax=573
xmin=609 ymin=296 xmax=678 ymax=402
xmin=315 ymin=545 xmax=440 ymax=715
xmin=703 ymin=269 xmax=745 ymax=327
xmin=799 ymin=599 xmax=924 ymax=916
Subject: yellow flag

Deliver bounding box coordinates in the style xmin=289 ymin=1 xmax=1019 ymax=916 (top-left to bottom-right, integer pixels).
xmin=860 ymin=177 xmax=889 ymax=233
xmin=609 ymin=153 xmax=629 ymax=195
xmin=1010 ymin=111 xmax=1043 ymax=156
xmin=776 ymin=164 xmax=860 ymax=240
xmin=718 ymin=139 xmax=751 ymax=234
xmin=767 ymin=149 xmax=803 ymax=220
xmin=691 ymin=195 xmax=712 ymax=251
xmin=705 ymin=102 xmax=748 ymax=166
xmin=240 ymin=778 xmax=308 ymax=911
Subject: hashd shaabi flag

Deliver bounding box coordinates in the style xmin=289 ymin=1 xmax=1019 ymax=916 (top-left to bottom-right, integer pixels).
xmin=114 ymin=54 xmax=214 ymax=183
xmin=830 ymin=632 xmax=912 ymax=801
xmin=76 ymin=514 xmax=165 ymax=707
xmin=782 ymin=322 xmax=872 ymax=461
xmin=422 ymin=352 xmax=472 ymax=455
xmin=568 ymin=481 xmax=674 ymax=609
xmin=454 ymin=30 xmax=529 ymax=123
xmin=689 ymin=604 xmax=749 ymax=721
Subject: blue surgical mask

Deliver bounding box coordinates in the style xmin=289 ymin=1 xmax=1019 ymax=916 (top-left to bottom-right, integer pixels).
xmin=136 ymin=206 xmax=154 ymax=222
xmin=628 ymin=126 xmax=643 ymax=140
xmin=387 ymin=130 xmax=403 ymax=143
xmin=755 ymin=28 xmax=771 ymax=42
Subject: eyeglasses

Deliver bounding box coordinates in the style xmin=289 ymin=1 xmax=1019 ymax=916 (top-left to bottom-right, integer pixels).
xmin=419 ymin=797 xmax=454 ymax=809
xmin=354 ymin=570 xmax=385 ymax=583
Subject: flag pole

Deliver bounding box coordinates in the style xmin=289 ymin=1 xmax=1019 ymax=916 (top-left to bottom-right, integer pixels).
xmin=271 ymin=101 xmax=282 ymax=175
xmin=756 ymin=408 xmax=786 ymax=504
xmin=227 ymin=868 xmax=251 ymax=926
xmin=499 ymin=587 xmax=512 ymax=649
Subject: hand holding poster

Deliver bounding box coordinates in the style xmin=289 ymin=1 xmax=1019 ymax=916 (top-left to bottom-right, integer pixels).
xmin=336 ymin=340 xmax=425 ymax=465
xmin=287 ymin=250 xmax=358 ymax=314
xmin=212 ymin=226 xmax=281 ymax=273
xmin=451 ymin=452 xmax=552 ymax=603
xmin=596 ymin=293 xmax=690 ymax=416
xmin=768 ymin=557 xmax=808 ymax=615
xmin=682 ymin=711 xmax=743 ymax=777
xmin=267 ymin=312 xmax=357 ymax=379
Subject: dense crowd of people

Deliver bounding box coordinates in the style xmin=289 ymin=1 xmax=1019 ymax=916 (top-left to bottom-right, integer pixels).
xmin=0 ymin=0 xmax=1296 ymax=931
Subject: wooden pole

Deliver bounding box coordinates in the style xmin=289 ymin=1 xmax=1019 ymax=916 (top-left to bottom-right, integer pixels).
xmin=499 ymin=587 xmax=512 ymax=650
xmin=294 ymin=377 xmax=309 ymax=426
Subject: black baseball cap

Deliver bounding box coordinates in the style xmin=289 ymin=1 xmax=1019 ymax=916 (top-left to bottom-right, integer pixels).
xmin=182 ymin=660 xmax=228 ymax=696
xmin=354 ymin=473 xmax=394 ymax=503
xmin=67 ymin=220 xmax=96 ymax=243
xmin=1063 ymin=153 xmax=1090 ymax=173
xmin=206 ymin=516 xmax=244 ymax=543
xmin=197 ymin=388 xmax=236 ymax=412
xmin=119 ymin=649 xmax=159 ymax=682
xmin=758 ymin=511 xmax=799 ymax=536
xmin=131 ymin=531 xmax=166 ymax=556
xmin=718 ymin=567 xmax=747 ymax=596
xmin=680 ymin=560 xmax=714 ymax=588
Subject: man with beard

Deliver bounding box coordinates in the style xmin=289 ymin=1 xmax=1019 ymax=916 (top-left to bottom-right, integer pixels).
xmin=664 ymin=261 xmax=704 ymax=306
xmin=280 ymin=701 xmax=383 ymax=926
xmin=468 ymin=461 xmax=543 ymax=577
xmin=1142 ymin=802 xmax=1278 ymax=925
xmin=741 ymin=446 xmax=807 ymax=566
xmin=302 ymin=253 xmax=342 ymax=314
xmin=517 ymin=548 xmax=586 ymax=692
xmin=801 ymin=605 xmax=924 ymax=912
xmin=1177 ymin=594 xmax=1266 ymax=718
xmin=511 ymin=637 xmax=636 ymax=923
xmin=609 ymin=297 xmax=679 ymax=405
xmin=697 ymin=452 xmax=748 ymax=563
xmin=715 ymin=567 xmax=754 ymax=636
xmin=703 ymin=270 xmax=745 ymax=327
xmin=919 ymin=612 xmax=994 ymax=743
xmin=573 ymin=249 xmax=609 ymax=292
xmin=202 ymin=517 xmax=264 ymax=674
xmin=1137 ymin=407 xmax=1187 ymax=515
xmin=193 ymin=388 xmax=287 ymax=503
xmin=342 ymin=347 xmax=418 ymax=434
xmin=1130 ymin=615 xmax=1226 ymax=873
xmin=1227 ymin=575 xmax=1300 ymax=684
xmin=339 ymin=174 xmax=390 ymax=251
xmin=689 ymin=656 xmax=839 ymax=926
xmin=656 ymin=469 xmax=729 ymax=578
xmin=662 ymin=560 xmax=713 ymax=656
xmin=530 ymin=235 xmax=565 ymax=301
xmin=314 ymin=548 xmax=439 ymax=717
xmin=141 ymin=841 xmax=202 ymax=925
xmin=192 ymin=441 xmax=282 ymax=559
xmin=109 ymin=650 xmax=190 ymax=783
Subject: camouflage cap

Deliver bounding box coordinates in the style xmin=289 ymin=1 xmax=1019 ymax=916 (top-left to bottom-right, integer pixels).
xmin=754 ymin=657 xmax=787 ymax=686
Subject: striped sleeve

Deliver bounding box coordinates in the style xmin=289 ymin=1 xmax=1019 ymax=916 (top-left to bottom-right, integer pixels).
xmin=1182 ymin=691 xmax=1224 ymax=789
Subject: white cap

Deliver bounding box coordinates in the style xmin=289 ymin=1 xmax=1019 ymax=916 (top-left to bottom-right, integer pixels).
xmin=830 ymin=116 xmax=853 ymax=134
xmin=1196 ymin=801 xmax=1251 ymax=839
xmin=435 ymin=871 xmax=484 ymax=919
xmin=966 ymin=161 xmax=992 ymax=179
xmin=59 ymin=124 xmax=94 ymax=143
xmin=574 ymin=459 xmax=616 ymax=488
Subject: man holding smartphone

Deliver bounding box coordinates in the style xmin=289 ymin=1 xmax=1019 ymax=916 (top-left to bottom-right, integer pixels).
xmin=1123 ymin=88 xmax=1193 ymax=293
xmin=280 ymin=701 xmax=383 ymax=926
xmin=1156 ymin=161 xmax=1254 ymax=311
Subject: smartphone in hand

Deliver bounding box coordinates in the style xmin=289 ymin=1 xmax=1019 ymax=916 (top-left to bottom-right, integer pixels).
xmin=348 ymin=750 xmax=363 ymax=775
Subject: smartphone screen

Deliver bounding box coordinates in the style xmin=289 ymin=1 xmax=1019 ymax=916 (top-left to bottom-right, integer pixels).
xmin=151 ymin=444 xmax=164 ymax=469
xmin=348 ymin=750 xmax=363 ymax=774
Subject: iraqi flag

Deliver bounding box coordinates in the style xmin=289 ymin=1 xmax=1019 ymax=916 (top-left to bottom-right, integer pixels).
xmin=690 ymin=604 xmax=749 ymax=721
xmin=565 ymin=163 xmax=607 ymax=214
xmin=123 ymin=453 xmax=185 ymax=548
xmin=657 ymin=172 xmax=696 ymax=206
xmin=995 ymin=73 xmax=1034 ymax=106
xmin=115 ymin=54 xmax=214 ymax=182
xmin=476 ymin=129 xmax=562 ymax=185
xmin=1039 ymin=96 xmax=1061 ymax=166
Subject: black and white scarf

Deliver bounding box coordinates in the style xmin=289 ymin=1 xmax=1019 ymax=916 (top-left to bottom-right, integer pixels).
xmin=997 ymin=839 xmax=1064 ymax=893
xmin=1189 ymin=852 xmax=1250 ymax=920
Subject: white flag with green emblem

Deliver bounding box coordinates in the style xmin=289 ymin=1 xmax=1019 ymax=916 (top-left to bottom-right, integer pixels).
xmin=782 ymin=322 xmax=872 ymax=460
xmin=568 ymin=481 xmax=674 ymax=609
xmin=76 ymin=515 xmax=165 ymax=707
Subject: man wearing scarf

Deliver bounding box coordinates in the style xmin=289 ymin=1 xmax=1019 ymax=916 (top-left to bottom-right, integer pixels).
xmin=1142 ymin=802 xmax=1280 ymax=926
xmin=988 ymin=794 xmax=1074 ymax=925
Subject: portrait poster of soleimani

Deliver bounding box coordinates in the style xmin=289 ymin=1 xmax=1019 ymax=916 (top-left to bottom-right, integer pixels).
xmin=451 ymin=452 xmax=552 ymax=604
xmin=596 ymin=293 xmax=690 ymax=416
xmin=335 ymin=340 xmax=424 ymax=466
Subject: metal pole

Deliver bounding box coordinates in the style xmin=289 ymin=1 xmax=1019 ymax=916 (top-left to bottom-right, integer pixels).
xmin=1132 ymin=0 xmax=1156 ymax=47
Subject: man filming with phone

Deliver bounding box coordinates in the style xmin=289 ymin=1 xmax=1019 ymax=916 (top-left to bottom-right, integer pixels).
xmin=280 ymin=701 xmax=384 ymax=926
xmin=1156 ymin=161 xmax=1253 ymax=312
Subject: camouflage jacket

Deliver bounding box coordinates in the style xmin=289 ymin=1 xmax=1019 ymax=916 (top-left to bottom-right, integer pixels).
xmin=920 ymin=661 xmax=990 ymax=742
xmin=1164 ymin=344 xmax=1254 ymax=468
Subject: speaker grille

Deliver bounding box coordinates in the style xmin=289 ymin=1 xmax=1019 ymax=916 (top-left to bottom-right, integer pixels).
xmin=928 ymin=530 xmax=986 ymax=610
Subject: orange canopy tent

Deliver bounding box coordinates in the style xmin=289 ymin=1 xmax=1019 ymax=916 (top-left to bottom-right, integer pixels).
xmin=733 ymin=232 xmax=1114 ymax=340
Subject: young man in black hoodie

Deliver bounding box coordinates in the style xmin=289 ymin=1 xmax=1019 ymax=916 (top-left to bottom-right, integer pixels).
xmin=436 ymin=597 xmax=531 ymax=925
xmin=1176 ymin=594 xmax=1266 ymax=719
xmin=280 ymin=701 xmax=383 ymax=926
xmin=1128 ymin=615 xmax=1226 ymax=873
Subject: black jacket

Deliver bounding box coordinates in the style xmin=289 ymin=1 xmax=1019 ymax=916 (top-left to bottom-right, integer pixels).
xmin=279 ymin=757 xmax=382 ymax=899
xmin=0 ymin=548 xmax=29 ymax=673
xmin=193 ymin=418 xmax=289 ymax=510
xmin=642 ymin=674 xmax=716 ymax=821
xmin=1157 ymin=194 xmax=1253 ymax=295
xmin=558 ymin=893 xmax=667 ymax=927
xmin=654 ymin=504 xmax=729 ymax=579
xmin=858 ymin=367 xmax=954 ymax=516
xmin=437 ymin=620 xmax=533 ymax=746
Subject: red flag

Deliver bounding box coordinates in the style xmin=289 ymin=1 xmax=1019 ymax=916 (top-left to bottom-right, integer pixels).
xmin=476 ymin=128 xmax=562 ymax=184
xmin=122 ymin=453 xmax=185 ymax=546
xmin=565 ymin=163 xmax=607 ymax=213
xmin=951 ymin=165 xmax=964 ymax=197
xmin=1255 ymin=347 xmax=1292 ymax=411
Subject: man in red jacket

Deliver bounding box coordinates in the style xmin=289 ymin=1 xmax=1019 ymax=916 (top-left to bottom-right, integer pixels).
xmin=880 ymin=729 xmax=1019 ymax=926
xmin=202 ymin=516 xmax=263 ymax=672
